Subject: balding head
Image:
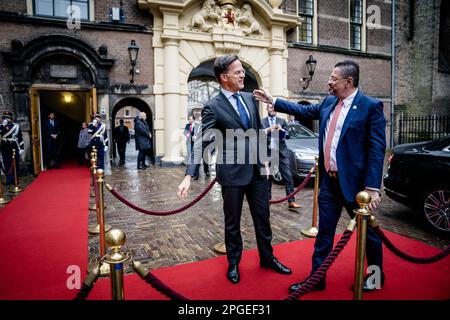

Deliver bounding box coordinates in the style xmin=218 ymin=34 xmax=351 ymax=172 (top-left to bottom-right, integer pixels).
xmin=139 ymin=112 xmax=147 ymax=120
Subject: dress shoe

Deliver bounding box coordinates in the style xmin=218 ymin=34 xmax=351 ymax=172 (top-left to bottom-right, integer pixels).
xmin=142 ymin=163 xmax=149 ymax=168
xmin=227 ymin=264 xmax=240 ymax=284
xmin=192 ymin=176 xmax=199 ymax=180
xmin=289 ymin=278 xmax=326 ymax=293
xmin=288 ymin=202 xmax=301 ymax=209
xmin=260 ymin=257 xmax=292 ymax=274
xmin=351 ymin=271 xmax=385 ymax=292
xmin=137 ymin=166 xmax=146 ymax=170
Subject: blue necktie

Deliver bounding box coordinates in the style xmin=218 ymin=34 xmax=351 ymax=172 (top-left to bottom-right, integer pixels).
xmin=233 ymin=93 xmax=250 ymax=129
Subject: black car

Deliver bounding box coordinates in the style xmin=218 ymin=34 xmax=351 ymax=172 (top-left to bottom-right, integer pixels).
xmin=272 ymin=123 xmax=319 ymax=184
xmin=383 ymin=135 xmax=450 ymax=234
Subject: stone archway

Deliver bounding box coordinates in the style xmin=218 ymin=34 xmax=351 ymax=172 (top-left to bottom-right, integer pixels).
xmin=139 ymin=0 xmax=300 ymax=165
xmin=111 ymin=97 xmax=154 ymax=163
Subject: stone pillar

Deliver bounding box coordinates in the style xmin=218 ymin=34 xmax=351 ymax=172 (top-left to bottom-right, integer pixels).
xmin=269 ymin=47 xmax=284 ymax=97
xmin=160 ymin=8 xmax=184 ymax=166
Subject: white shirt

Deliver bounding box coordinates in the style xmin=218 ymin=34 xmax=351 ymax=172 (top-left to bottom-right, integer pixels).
xmin=323 ymin=88 xmax=358 ymax=171
xmin=221 ymin=88 xmax=251 ymax=120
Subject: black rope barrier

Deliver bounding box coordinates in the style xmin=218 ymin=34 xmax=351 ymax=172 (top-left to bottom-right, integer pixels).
xmin=269 ymin=169 xmax=313 ymax=204
xmin=374 ymin=226 xmax=450 ymax=264
xmin=143 ymin=272 xmax=190 ymax=300
xmin=285 ymin=229 xmax=354 ymax=300
xmin=106 ymin=178 xmax=217 ymax=216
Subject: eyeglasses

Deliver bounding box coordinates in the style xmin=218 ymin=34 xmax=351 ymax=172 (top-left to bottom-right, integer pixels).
xmin=328 ymin=76 xmax=346 ymax=82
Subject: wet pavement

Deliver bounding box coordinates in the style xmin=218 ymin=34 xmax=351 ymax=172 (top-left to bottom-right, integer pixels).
xmin=88 ymin=141 xmax=449 ymax=273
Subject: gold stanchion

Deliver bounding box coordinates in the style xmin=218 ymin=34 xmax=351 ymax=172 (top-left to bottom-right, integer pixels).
xmin=104 ymin=228 xmax=129 ymax=300
xmin=353 ymin=191 xmax=372 ymax=300
xmin=9 ymin=149 xmax=22 ymax=194
xmin=0 ymin=162 xmax=9 ymax=206
xmin=87 ymin=169 xmax=110 ymax=276
xmin=90 ymin=147 xmax=97 ymax=198
xmin=301 ymin=157 xmax=319 ymax=238
xmin=213 ymin=241 xmax=226 ymax=254
xmin=88 ymin=149 xmax=111 ymax=234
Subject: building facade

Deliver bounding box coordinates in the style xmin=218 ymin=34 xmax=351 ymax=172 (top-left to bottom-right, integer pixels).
xmin=0 ymin=0 xmax=393 ymax=176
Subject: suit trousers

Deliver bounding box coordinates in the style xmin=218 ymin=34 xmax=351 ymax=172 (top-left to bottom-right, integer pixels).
xmin=267 ymin=154 xmax=295 ymax=203
xmin=221 ymin=165 xmax=274 ymax=265
xmin=311 ymin=173 xmax=383 ymax=277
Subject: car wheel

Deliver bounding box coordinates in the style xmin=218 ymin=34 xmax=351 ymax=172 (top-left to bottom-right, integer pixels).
xmin=272 ymin=165 xmax=284 ymax=185
xmin=421 ymin=187 xmax=450 ymax=234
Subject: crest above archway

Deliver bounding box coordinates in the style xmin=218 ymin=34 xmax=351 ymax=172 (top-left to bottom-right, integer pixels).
xmin=138 ymin=0 xmax=301 ymax=165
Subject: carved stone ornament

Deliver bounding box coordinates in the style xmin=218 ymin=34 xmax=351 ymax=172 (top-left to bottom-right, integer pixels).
xmin=188 ymin=0 xmax=263 ymax=37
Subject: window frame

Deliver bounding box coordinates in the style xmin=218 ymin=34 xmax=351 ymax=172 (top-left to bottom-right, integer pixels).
xmin=32 ymin=0 xmax=90 ymax=21
xmin=297 ymin=0 xmax=317 ymax=45
xmin=349 ymin=0 xmax=366 ymax=51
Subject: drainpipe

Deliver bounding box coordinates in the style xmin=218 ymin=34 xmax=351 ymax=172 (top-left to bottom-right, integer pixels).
xmin=390 ymin=0 xmax=396 ymax=148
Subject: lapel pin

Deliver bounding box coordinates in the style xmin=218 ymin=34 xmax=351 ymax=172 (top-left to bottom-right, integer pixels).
xmin=352 ymin=105 xmax=357 ymax=110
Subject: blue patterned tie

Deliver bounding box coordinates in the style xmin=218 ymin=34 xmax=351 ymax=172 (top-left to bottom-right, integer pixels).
xmin=233 ymin=93 xmax=250 ymax=129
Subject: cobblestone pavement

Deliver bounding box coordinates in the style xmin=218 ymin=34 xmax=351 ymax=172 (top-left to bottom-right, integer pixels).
xmin=88 ymin=144 xmax=449 ymax=273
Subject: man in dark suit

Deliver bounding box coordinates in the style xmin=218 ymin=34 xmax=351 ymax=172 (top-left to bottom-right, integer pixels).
xmin=262 ymin=103 xmax=301 ymax=210
xmin=134 ymin=112 xmax=152 ymax=170
xmin=178 ymin=55 xmax=291 ymax=284
xmin=254 ymin=60 xmax=386 ymax=292
xmin=44 ymin=112 xmax=61 ymax=169
xmin=113 ymin=119 xmax=130 ymax=165
xmin=0 ymin=111 xmax=24 ymax=185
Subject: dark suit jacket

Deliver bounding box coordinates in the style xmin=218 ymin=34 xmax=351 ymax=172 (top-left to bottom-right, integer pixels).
xmin=262 ymin=116 xmax=289 ymax=158
xmin=113 ymin=125 xmax=130 ymax=144
xmin=186 ymin=91 xmax=267 ymax=186
xmin=44 ymin=120 xmax=60 ymax=141
xmin=274 ymin=90 xmax=386 ymax=202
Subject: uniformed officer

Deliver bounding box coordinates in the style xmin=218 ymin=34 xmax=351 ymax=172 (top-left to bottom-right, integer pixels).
xmin=88 ymin=113 xmax=108 ymax=170
xmin=0 ymin=111 xmax=24 ymax=185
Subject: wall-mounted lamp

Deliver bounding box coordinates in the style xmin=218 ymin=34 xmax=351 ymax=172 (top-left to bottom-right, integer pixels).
xmin=63 ymin=93 xmax=72 ymax=103
xmin=300 ymin=54 xmax=317 ymax=91
xmin=128 ymin=39 xmax=140 ymax=84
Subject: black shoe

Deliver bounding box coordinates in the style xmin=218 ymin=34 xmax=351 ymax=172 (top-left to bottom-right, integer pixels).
xmin=142 ymin=163 xmax=149 ymax=168
xmin=192 ymin=176 xmax=199 ymax=180
xmin=227 ymin=264 xmax=240 ymax=284
xmin=260 ymin=257 xmax=292 ymax=274
xmin=289 ymin=278 xmax=326 ymax=293
xmin=137 ymin=166 xmax=146 ymax=170
xmin=351 ymin=271 xmax=385 ymax=292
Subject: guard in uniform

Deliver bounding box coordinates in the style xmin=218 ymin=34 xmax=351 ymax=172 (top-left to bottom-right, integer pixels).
xmin=88 ymin=113 xmax=108 ymax=170
xmin=0 ymin=111 xmax=24 ymax=185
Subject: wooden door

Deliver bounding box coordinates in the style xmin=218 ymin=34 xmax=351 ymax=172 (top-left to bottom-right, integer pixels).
xmin=30 ymin=88 xmax=41 ymax=174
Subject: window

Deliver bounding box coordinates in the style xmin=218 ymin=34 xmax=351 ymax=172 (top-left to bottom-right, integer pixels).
xmin=350 ymin=0 xmax=363 ymax=50
xmin=297 ymin=0 xmax=314 ymax=44
xmin=125 ymin=109 xmax=130 ymax=117
xmin=34 ymin=0 xmax=89 ymax=20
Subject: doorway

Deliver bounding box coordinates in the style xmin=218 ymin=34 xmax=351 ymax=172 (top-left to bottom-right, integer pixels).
xmin=30 ymin=86 xmax=96 ymax=173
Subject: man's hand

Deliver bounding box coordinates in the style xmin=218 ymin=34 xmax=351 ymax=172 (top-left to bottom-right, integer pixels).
xmin=364 ymin=189 xmax=381 ymax=212
xmin=178 ymin=175 xmax=192 ymax=198
xmin=253 ymin=88 xmax=274 ymax=104
xmin=104 ymin=146 xmax=108 ymax=152
xmin=265 ymin=124 xmax=280 ymax=134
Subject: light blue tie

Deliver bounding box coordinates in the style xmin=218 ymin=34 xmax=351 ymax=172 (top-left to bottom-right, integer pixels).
xmin=232 ymin=93 xmax=250 ymax=129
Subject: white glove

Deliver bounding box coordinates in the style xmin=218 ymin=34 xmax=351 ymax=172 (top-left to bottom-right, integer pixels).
xmin=104 ymin=146 xmax=108 ymax=152
xmin=19 ymin=149 xmax=24 ymax=155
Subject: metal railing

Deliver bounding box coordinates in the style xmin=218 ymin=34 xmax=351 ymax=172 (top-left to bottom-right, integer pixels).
xmin=398 ymin=114 xmax=449 ymax=144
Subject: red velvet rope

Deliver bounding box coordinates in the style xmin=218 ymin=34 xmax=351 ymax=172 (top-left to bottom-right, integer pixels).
xmin=144 ymin=272 xmax=189 ymax=300
xmin=107 ymin=178 xmax=218 ymax=216
xmin=269 ymin=169 xmax=313 ymax=204
xmin=285 ymin=229 xmax=354 ymax=300
xmin=374 ymin=226 xmax=450 ymax=264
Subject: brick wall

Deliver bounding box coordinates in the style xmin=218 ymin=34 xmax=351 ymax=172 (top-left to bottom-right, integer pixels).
xmin=0 ymin=22 xmax=154 ymax=112
xmin=287 ymin=48 xmax=391 ymax=98
xmin=94 ymin=0 xmax=152 ymax=26
xmin=395 ymin=0 xmax=436 ymax=115
xmin=0 ymin=0 xmax=27 ymax=13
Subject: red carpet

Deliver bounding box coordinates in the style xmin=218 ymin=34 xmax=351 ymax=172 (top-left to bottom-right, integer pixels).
xmin=0 ymin=164 xmax=91 ymax=300
xmin=0 ymin=165 xmax=448 ymax=300
xmin=88 ymin=230 xmax=450 ymax=300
